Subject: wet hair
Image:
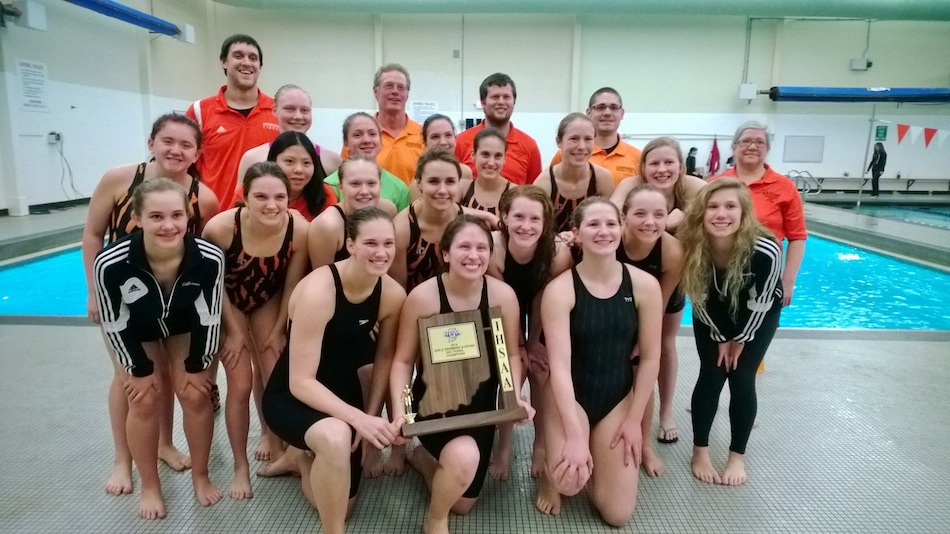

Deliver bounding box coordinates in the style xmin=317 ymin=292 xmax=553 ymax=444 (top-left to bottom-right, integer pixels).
xmin=242 ymin=161 xmax=290 ymax=198
xmin=874 ymin=142 xmax=886 ymax=153
xmin=345 ymin=206 xmax=392 ymax=241
xmin=678 ymin=178 xmax=774 ymax=318
xmin=422 ymin=114 xmax=456 ymax=142
xmin=338 ymin=153 xmax=381 ymax=184
xmin=150 ymin=113 xmax=202 ymax=149
xmin=342 ymin=112 xmax=379 ymax=144
xmin=622 ymin=183 xmax=666 ymax=216
xmin=274 ymin=84 xmax=311 ymax=107
xmin=131 ymin=177 xmax=189 ymax=218
xmin=473 ymin=128 xmax=508 ymax=152
xmin=499 ymin=185 xmax=556 ymax=292
xmin=440 ymin=214 xmax=494 ymax=272
xmin=556 ymin=112 xmax=594 ymax=142
xmin=267 ymin=131 xmax=327 ymax=215
xmin=639 ymin=136 xmax=688 ymax=209
xmin=373 ymin=63 xmax=411 ymax=91
xmin=732 ymin=120 xmax=770 ymax=149
xmin=479 ymin=73 xmax=517 ymax=101
xmin=219 ymin=34 xmax=263 ymax=73
xmin=587 ymin=87 xmax=623 ymax=108
xmin=570 ymin=196 xmax=622 ymax=231
xmin=414 ymin=147 xmax=462 ymax=183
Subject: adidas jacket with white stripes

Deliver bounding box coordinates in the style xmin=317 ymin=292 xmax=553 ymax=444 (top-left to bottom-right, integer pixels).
xmin=693 ymin=236 xmax=783 ymax=344
xmin=94 ymin=231 xmax=224 ymax=377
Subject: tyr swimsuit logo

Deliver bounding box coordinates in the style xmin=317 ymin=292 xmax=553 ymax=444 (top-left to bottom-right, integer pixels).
xmin=120 ymin=277 xmax=149 ymax=303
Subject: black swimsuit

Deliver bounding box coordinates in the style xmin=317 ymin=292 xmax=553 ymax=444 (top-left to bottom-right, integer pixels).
xmin=616 ymin=237 xmax=685 ymax=313
xmin=461 ymin=180 xmax=511 ymax=217
xmin=331 ymin=205 xmax=350 ymax=262
xmin=406 ymin=203 xmax=461 ymax=291
xmin=412 ymin=275 xmax=498 ymax=499
xmin=224 ymin=208 xmax=295 ymax=314
xmin=262 ymin=264 xmax=382 ymax=498
xmin=550 ymin=164 xmax=598 ymax=233
xmin=108 ymin=163 xmax=202 ymax=243
xmin=570 ymin=266 xmax=638 ymax=425
xmin=502 ymin=245 xmax=543 ymax=336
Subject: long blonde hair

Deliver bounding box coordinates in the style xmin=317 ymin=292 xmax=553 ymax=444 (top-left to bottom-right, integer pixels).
xmin=639 ymin=136 xmax=688 ymax=211
xmin=678 ymin=178 xmax=774 ymax=318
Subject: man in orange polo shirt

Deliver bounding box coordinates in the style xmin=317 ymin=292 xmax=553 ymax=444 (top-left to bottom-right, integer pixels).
xmin=550 ymin=87 xmax=642 ymax=184
xmin=455 ymin=73 xmax=542 ymax=186
xmin=341 ymin=63 xmax=425 ymax=185
xmin=186 ymin=34 xmax=279 ymax=211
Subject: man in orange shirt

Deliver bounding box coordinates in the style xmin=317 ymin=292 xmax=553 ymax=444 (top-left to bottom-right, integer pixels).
xmin=455 ymin=73 xmax=542 ymax=186
xmin=341 ymin=64 xmax=425 ymax=185
xmin=186 ymin=34 xmax=279 ymax=211
xmin=550 ymin=87 xmax=642 ymax=185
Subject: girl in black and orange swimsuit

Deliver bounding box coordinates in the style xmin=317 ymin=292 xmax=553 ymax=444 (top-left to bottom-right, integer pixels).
xmin=202 ymin=161 xmax=310 ymax=496
xmin=533 ymin=113 xmax=615 ymax=233
xmin=81 ymin=113 xmax=219 ymax=497
xmin=459 ymin=128 xmax=515 ymax=217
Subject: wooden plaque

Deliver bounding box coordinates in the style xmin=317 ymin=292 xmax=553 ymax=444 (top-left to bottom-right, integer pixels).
xmin=402 ymin=306 xmax=526 ymax=437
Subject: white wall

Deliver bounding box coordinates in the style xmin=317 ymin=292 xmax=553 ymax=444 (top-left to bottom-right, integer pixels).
xmin=1 ymin=4 xmax=948 ymax=212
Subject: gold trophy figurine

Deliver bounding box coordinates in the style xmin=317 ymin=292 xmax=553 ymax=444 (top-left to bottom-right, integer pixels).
xmin=402 ymin=384 xmax=416 ymax=424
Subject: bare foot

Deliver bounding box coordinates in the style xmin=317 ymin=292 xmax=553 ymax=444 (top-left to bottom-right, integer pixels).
xmin=488 ymin=444 xmax=511 ymax=481
xmin=529 ymin=444 xmax=545 ymax=479
xmin=534 ymin=471 xmax=562 ymax=516
xmin=691 ymin=447 xmax=722 ymax=485
xmin=363 ymin=448 xmax=383 ymax=478
xmin=158 ymin=444 xmax=191 ymax=472
xmin=641 ymin=446 xmax=665 ymax=477
xmin=256 ymin=450 xmax=300 ymax=477
xmin=138 ymin=487 xmax=166 ymax=520
xmin=380 ymin=444 xmax=407 ymax=477
xmin=423 ymin=515 xmax=450 ymax=534
xmin=228 ymin=465 xmax=253 ymax=499
xmin=192 ymin=474 xmax=222 ymax=507
xmin=105 ymin=462 xmax=133 ymax=496
xmin=254 ymin=434 xmax=282 ymax=462
xmin=721 ymin=452 xmax=747 ymax=486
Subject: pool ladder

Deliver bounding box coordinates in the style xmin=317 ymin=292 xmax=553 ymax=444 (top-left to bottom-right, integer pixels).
xmin=788 ymin=170 xmax=822 ymax=195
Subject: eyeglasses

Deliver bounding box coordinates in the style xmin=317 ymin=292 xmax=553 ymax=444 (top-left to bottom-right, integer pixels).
xmin=737 ymin=139 xmax=768 ymax=148
xmin=590 ymin=104 xmax=622 ymax=112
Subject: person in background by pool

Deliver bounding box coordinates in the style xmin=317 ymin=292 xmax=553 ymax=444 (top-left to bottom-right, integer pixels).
xmin=82 ymin=113 xmax=219 ymax=497
xmin=618 ymin=183 xmax=684 ymax=471
xmin=686 ymin=147 xmax=701 ymax=177
xmin=263 ymin=131 xmax=338 ymax=221
xmin=533 ymin=113 xmax=615 ymax=233
xmin=677 ymin=178 xmax=783 ymax=486
xmin=325 ymin=112 xmax=411 ymax=213
xmin=235 ymin=84 xmax=343 ymax=206
xmin=93 ymin=178 xmax=225 ymax=518
xmin=262 ymin=207 xmax=406 ymax=534
xmin=534 ymin=198 xmax=662 ymax=526
xmin=202 ymin=162 xmax=310 ymax=490
xmin=486 ymin=185 xmax=573 ymax=481
xmin=388 ymin=214 xmax=534 ymax=534
xmin=867 ymin=142 xmax=887 ymax=197
xmin=459 ymin=128 xmax=516 ymax=217
xmin=610 ymin=136 xmax=706 ymax=235
xmin=710 ymin=121 xmax=805 ymax=306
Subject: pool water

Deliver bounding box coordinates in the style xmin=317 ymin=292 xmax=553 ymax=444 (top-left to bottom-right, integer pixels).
xmin=849 ymin=205 xmax=950 ymax=230
xmin=2 ymin=237 xmax=949 ymax=329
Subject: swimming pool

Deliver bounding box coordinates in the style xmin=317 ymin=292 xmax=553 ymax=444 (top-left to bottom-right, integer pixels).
xmin=2 ymin=237 xmax=949 ymax=329
xmin=849 ymin=205 xmax=950 ymax=230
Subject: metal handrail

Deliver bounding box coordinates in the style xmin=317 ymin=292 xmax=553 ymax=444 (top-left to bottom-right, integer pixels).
xmin=787 ymin=170 xmax=821 ymax=195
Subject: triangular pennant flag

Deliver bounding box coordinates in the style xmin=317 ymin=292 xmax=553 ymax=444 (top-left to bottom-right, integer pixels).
xmin=923 ymin=127 xmax=938 ymax=147
xmin=909 ymin=126 xmax=923 ymax=144
xmin=897 ymin=123 xmax=910 ymax=143
xmin=937 ymin=129 xmax=950 ymax=148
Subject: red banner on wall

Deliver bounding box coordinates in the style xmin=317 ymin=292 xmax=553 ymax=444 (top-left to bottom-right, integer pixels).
xmin=923 ymin=127 xmax=937 ymax=147
xmin=896 ymin=123 xmax=910 ymax=143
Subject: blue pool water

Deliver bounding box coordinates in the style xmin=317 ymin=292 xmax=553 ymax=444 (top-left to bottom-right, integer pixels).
xmin=2 ymin=237 xmax=949 ymax=329
xmin=849 ymin=205 xmax=950 ymax=230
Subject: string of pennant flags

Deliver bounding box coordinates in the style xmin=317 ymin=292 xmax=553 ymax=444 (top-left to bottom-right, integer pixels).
xmin=895 ymin=124 xmax=949 ymax=148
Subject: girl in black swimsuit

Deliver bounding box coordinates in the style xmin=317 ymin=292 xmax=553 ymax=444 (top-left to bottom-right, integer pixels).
xmin=389 ymin=215 xmax=533 ymax=534
xmin=262 ymin=207 xmax=406 ymax=534
xmin=535 ymin=197 xmax=663 ymax=527
xmin=460 ymin=128 xmax=514 ymax=216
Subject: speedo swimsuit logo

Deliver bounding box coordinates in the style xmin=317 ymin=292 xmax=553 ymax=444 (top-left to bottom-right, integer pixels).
xmin=120 ymin=277 xmax=149 ymax=303
xmin=359 ymin=319 xmax=370 ymax=326
xmin=443 ymin=328 xmax=462 ymax=340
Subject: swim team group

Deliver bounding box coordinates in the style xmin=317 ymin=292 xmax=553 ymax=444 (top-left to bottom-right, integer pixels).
xmin=83 ymin=33 xmax=807 ymax=533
